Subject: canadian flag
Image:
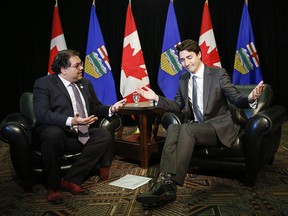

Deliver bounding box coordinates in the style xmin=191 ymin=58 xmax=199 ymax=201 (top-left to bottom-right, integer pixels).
xmin=120 ymin=3 xmax=150 ymax=103
xmin=48 ymin=1 xmax=67 ymax=74
xmin=198 ymin=1 xmax=221 ymax=68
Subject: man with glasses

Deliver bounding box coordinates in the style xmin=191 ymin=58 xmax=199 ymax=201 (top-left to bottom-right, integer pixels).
xmin=33 ymin=49 xmax=126 ymax=204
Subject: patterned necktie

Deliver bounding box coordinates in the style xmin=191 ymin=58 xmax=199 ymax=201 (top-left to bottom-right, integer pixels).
xmin=70 ymin=83 xmax=90 ymax=145
xmin=192 ymin=75 xmax=204 ymax=123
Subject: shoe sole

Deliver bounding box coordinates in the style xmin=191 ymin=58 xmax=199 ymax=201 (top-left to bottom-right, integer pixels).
xmin=62 ymin=187 xmax=89 ymax=195
xmin=142 ymin=197 xmax=176 ymax=209
xmin=136 ymin=193 xmax=176 ymax=205
xmin=48 ymin=199 xmax=64 ymax=205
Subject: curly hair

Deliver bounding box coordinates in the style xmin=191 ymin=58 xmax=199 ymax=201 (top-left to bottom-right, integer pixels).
xmin=51 ymin=49 xmax=80 ymax=74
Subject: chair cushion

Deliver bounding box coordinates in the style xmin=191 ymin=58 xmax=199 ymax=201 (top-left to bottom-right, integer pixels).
xmin=193 ymin=130 xmax=245 ymax=158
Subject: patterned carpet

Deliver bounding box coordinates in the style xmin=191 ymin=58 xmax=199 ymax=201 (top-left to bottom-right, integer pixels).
xmin=0 ymin=122 xmax=288 ymax=216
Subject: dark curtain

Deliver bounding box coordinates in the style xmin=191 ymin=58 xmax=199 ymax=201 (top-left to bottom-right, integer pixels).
xmin=1 ymin=0 xmax=287 ymax=122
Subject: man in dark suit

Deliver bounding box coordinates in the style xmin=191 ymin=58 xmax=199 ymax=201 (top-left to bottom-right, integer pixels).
xmin=33 ymin=49 xmax=126 ymax=204
xmin=135 ymin=39 xmax=264 ymax=207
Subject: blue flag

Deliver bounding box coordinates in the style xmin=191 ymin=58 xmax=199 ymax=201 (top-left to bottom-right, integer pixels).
xmin=157 ymin=0 xmax=185 ymax=100
xmin=84 ymin=2 xmax=117 ymax=105
xmin=232 ymin=1 xmax=262 ymax=84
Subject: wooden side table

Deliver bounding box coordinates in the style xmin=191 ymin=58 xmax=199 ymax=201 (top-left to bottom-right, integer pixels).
xmin=115 ymin=102 xmax=166 ymax=168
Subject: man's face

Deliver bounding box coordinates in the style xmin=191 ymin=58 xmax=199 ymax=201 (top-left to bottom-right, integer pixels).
xmin=178 ymin=50 xmax=202 ymax=74
xmin=61 ymin=56 xmax=84 ymax=82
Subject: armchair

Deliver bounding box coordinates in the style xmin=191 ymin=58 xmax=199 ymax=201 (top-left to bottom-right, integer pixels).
xmin=0 ymin=92 xmax=122 ymax=190
xmin=161 ymin=84 xmax=287 ymax=186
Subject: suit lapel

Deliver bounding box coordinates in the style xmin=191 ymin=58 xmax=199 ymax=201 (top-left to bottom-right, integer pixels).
xmin=203 ymin=66 xmax=212 ymax=114
xmin=53 ymin=75 xmax=72 ymax=104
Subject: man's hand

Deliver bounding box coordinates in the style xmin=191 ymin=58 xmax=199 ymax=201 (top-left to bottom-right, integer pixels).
xmin=72 ymin=113 xmax=98 ymax=126
xmin=110 ymin=98 xmax=127 ymax=113
xmin=136 ymin=86 xmax=159 ymax=102
xmin=248 ymin=80 xmax=264 ymax=102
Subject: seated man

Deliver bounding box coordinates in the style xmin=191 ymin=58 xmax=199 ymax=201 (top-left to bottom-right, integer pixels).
xmin=135 ymin=39 xmax=264 ymax=208
xmin=32 ymin=49 xmax=126 ymax=204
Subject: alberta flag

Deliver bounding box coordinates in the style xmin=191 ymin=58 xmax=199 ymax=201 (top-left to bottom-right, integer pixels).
xmin=199 ymin=0 xmax=221 ymax=68
xmin=120 ymin=3 xmax=150 ymax=103
xmin=157 ymin=0 xmax=184 ymax=100
xmin=48 ymin=0 xmax=67 ymax=74
xmin=84 ymin=1 xmax=117 ymax=105
xmin=232 ymin=1 xmax=262 ymax=84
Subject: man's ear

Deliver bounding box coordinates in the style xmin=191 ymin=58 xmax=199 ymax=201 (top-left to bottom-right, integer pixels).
xmin=198 ymin=51 xmax=202 ymax=60
xmin=60 ymin=67 xmax=67 ymax=74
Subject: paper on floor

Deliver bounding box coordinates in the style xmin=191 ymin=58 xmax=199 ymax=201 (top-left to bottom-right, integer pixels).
xmin=109 ymin=174 xmax=152 ymax=190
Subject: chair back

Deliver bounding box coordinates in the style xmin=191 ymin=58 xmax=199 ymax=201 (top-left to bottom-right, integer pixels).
xmin=228 ymin=84 xmax=273 ymax=128
xmin=20 ymin=92 xmax=36 ymax=126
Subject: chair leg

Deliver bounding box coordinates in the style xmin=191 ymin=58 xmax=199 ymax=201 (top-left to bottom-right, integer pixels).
xmin=244 ymin=173 xmax=257 ymax=187
xmin=100 ymin=167 xmax=109 ymax=180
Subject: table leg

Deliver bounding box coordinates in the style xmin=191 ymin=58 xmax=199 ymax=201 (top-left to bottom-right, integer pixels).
xmin=138 ymin=112 xmax=149 ymax=168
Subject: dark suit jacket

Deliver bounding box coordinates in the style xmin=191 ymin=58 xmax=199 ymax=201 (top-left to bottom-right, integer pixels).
xmin=33 ymin=74 xmax=110 ymax=130
xmin=157 ymin=66 xmax=251 ymax=147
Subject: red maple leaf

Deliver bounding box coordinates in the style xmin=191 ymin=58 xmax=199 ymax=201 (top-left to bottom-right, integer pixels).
xmin=200 ymin=42 xmax=221 ymax=67
xmin=121 ymin=43 xmax=147 ymax=80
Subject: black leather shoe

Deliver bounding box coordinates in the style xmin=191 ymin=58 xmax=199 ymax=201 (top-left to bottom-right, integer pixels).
xmin=136 ymin=179 xmax=176 ymax=206
xmin=142 ymin=200 xmax=172 ymax=209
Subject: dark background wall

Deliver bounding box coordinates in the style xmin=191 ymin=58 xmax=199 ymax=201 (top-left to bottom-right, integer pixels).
xmin=1 ymin=0 xmax=287 ymax=122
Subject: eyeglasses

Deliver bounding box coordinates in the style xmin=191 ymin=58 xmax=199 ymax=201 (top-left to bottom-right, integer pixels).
xmin=68 ymin=61 xmax=83 ymax=70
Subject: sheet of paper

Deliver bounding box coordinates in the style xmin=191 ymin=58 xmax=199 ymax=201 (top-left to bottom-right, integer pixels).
xmin=109 ymin=174 xmax=152 ymax=190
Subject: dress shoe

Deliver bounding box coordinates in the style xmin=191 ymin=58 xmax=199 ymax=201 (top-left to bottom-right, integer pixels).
xmin=136 ymin=179 xmax=176 ymax=206
xmin=61 ymin=179 xmax=89 ymax=195
xmin=47 ymin=189 xmax=64 ymax=205
xmin=100 ymin=167 xmax=109 ymax=180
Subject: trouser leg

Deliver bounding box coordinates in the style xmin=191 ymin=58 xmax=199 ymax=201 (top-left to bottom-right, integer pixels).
xmin=64 ymin=128 xmax=113 ymax=184
xmin=161 ymin=123 xmax=218 ymax=186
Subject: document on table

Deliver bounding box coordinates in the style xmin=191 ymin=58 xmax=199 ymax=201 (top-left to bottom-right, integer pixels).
xmin=109 ymin=174 xmax=152 ymax=190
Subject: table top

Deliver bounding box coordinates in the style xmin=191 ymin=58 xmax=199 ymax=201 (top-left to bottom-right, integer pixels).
xmin=122 ymin=101 xmax=154 ymax=110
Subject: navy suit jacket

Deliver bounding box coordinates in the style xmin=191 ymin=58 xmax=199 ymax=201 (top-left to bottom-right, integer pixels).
xmin=157 ymin=66 xmax=251 ymax=147
xmin=33 ymin=74 xmax=110 ymax=130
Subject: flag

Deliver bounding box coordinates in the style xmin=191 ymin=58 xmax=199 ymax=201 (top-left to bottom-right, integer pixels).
xmin=84 ymin=1 xmax=117 ymax=105
xmin=232 ymin=1 xmax=262 ymax=84
xmin=157 ymin=0 xmax=185 ymax=100
xmin=198 ymin=0 xmax=221 ymax=68
xmin=120 ymin=3 xmax=150 ymax=103
xmin=48 ymin=1 xmax=67 ymax=75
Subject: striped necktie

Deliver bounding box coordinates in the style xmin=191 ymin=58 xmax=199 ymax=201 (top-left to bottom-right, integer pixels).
xmin=70 ymin=83 xmax=90 ymax=144
xmin=192 ymin=75 xmax=204 ymax=123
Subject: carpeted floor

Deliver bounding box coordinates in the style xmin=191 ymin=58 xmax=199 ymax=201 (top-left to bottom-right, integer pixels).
xmin=0 ymin=122 xmax=288 ymax=216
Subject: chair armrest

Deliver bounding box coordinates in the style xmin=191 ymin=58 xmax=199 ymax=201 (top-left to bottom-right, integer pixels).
xmin=0 ymin=113 xmax=34 ymax=183
xmin=244 ymin=105 xmax=287 ymax=172
xmin=245 ymin=105 xmax=287 ymax=138
xmin=161 ymin=112 xmax=184 ymax=130
xmin=94 ymin=114 xmax=122 ymax=133
xmin=0 ymin=113 xmax=32 ymax=144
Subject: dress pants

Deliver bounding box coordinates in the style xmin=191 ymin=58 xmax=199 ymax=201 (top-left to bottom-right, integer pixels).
xmin=160 ymin=123 xmax=218 ymax=186
xmin=34 ymin=125 xmax=114 ymax=190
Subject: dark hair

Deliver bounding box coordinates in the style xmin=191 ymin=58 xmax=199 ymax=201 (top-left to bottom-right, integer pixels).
xmin=176 ymin=39 xmax=201 ymax=55
xmin=51 ymin=49 xmax=80 ymax=74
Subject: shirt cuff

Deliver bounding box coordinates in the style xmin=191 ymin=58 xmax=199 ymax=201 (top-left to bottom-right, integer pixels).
xmin=66 ymin=117 xmax=73 ymax=126
xmin=108 ymin=106 xmax=114 ymax=117
xmin=249 ymin=99 xmax=258 ymax=109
